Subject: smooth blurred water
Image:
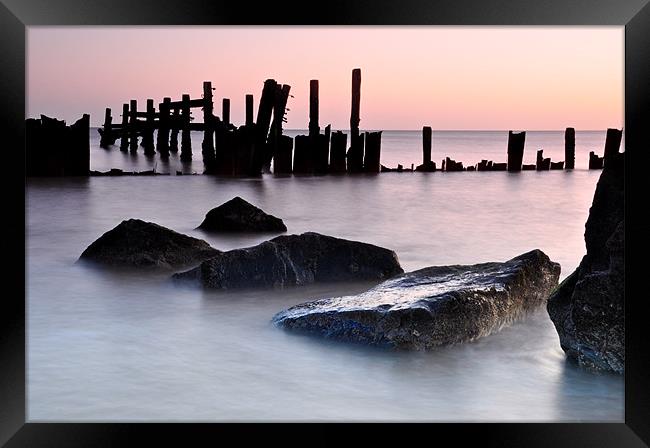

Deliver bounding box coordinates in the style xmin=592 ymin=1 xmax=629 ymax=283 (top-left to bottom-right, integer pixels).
xmin=27 ymin=130 xmax=623 ymax=421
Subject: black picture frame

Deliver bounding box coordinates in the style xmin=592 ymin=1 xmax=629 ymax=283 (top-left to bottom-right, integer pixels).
xmin=2 ymin=0 xmax=649 ymax=445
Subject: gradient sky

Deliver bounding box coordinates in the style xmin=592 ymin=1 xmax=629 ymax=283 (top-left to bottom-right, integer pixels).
xmin=27 ymin=26 xmax=623 ymax=130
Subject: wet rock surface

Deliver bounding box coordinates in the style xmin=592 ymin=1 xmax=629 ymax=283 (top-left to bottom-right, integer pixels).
xmin=197 ymin=196 xmax=287 ymax=232
xmin=173 ymin=232 xmax=403 ymax=289
xmin=273 ymin=249 xmax=560 ymax=349
xmin=547 ymin=153 xmax=624 ymax=374
xmin=79 ymin=219 xmax=219 ymax=269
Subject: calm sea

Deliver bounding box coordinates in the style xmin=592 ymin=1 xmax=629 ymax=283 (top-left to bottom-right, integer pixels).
xmin=26 ymin=130 xmax=623 ymax=421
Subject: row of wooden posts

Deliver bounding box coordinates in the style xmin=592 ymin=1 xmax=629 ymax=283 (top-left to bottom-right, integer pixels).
xmin=385 ymin=126 xmax=622 ymax=173
xmin=99 ymin=69 xmax=382 ymax=175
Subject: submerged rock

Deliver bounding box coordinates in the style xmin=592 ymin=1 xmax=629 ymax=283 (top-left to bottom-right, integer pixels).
xmin=79 ymin=219 xmax=220 ymax=269
xmin=273 ymin=250 xmax=560 ymax=349
xmin=547 ymin=152 xmax=624 ymax=374
xmin=197 ymin=196 xmax=287 ymax=232
xmin=173 ymin=232 xmax=403 ymax=289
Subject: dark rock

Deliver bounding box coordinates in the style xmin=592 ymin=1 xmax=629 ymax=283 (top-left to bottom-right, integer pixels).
xmin=273 ymin=249 xmax=560 ymax=348
xmin=547 ymin=152 xmax=624 ymax=373
xmin=79 ymin=219 xmax=219 ymax=269
xmin=173 ymin=232 xmax=403 ymax=289
xmin=197 ymin=197 xmax=287 ymax=233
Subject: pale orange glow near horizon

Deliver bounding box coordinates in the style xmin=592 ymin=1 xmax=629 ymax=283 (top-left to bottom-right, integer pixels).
xmin=27 ymin=26 xmax=623 ymax=130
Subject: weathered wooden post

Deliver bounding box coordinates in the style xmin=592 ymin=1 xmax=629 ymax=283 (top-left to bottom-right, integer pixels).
xmin=222 ymin=98 xmax=230 ymax=127
xmin=245 ymin=94 xmax=254 ymax=126
xmin=536 ymin=149 xmax=550 ymax=170
xmin=156 ymin=97 xmax=171 ymax=156
xmin=507 ymin=130 xmax=525 ymax=172
xmin=169 ymin=108 xmax=180 ymax=153
xmin=99 ymin=108 xmax=113 ymax=148
xmin=363 ymin=131 xmax=382 ymax=173
xmin=68 ymin=113 xmax=91 ymax=175
xmin=589 ymin=151 xmax=604 ymax=169
xmin=119 ymin=103 xmax=129 ymax=151
xmin=252 ymin=79 xmax=278 ymax=173
xmin=129 ymin=99 xmax=138 ymax=152
xmin=603 ymin=128 xmax=623 ymax=166
xmin=329 ymin=131 xmax=347 ymax=173
xmin=266 ymin=83 xmax=291 ymax=172
xmin=293 ymin=135 xmax=313 ymax=174
xmin=142 ymin=99 xmax=156 ymax=155
xmin=309 ymin=80 xmax=319 ymax=138
xmin=202 ymin=81 xmax=215 ymax=156
xmin=273 ymin=135 xmax=293 ymax=174
xmin=347 ymin=68 xmax=364 ymax=173
xmin=180 ymin=94 xmax=192 ymax=161
xmin=565 ymin=127 xmax=575 ymax=169
xmin=416 ymin=126 xmax=436 ymax=171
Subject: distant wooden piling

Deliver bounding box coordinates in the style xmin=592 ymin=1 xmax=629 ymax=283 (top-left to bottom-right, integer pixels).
xmin=293 ymin=135 xmax=313 ymax=174
xmin=347 ymin=68 xmax=364 ymax=173
xmin=329 ymin=131 xmax=347 ymax=173
xmin=309 ymin=80 xmax=320 ymax=138
xmin=201 ymin=82 xmax=215 ymax=163
xmin=119 ymin=104 xmax=129 ymax=151
xmin=245 ymin=94 xmax=254 ymax=126
xmin=157 ymin=97 xmax=171 ymax=157
xmin=313 ymin=134 xmax=330 ymax=175
xmin=550 ymin=161 xmax=564 ymax=170
xmin=603 ymin=128 xmax=622 ymax=166
xmin=507 ymin=131 xmax=525 ymax=172
xmin=536 ymin=150 xmax=550 ymax=170
xmin=565 ymin=127 xmax=575 ymax=169
xmin=180 ymin=94 xmax=192 ymax=161
xmin=589 ymin=151 xmax=604 ymax=169
xmin=169 ymin=109 xmax=180 ymax=152
xmin=363 ymin=131 xmax=382 ymax=173
xmin=416 ymin=126 xmax=436 ymax=171
xmin=99 ymin=108 xmax=113 ymax=148
xmin=444 ymin=157 xmax=464 ymax=171
xmin=129 ymin=100 xmax=138 ymax=152
xmin=142 ymin=99 xmax=156 ymax=155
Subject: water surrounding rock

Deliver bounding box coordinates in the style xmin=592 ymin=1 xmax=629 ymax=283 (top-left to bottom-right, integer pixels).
xmin=173 ymin=232 xmax=403 ymax=289
xmin=273 ymin=249 xmax=560 ymax=348
xmin=79 ymin=219 xmax=219 ymax=269
xmin=547 ymin=152 xmax=624 ymax=374
xmin=197 ymin=196 xmax=287 ymax=232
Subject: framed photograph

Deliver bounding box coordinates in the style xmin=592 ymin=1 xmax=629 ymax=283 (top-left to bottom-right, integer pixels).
xmin=3 ymin=0 xmax=648 ymax=445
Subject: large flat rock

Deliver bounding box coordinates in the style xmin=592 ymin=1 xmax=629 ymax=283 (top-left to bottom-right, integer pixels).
xmin=273 ymin=250 xmax=560 ymax=349
xmin=79 ymin=219 xmax=220 ymax=269
xmin=173 ymin=232 xmax=403 ymax=289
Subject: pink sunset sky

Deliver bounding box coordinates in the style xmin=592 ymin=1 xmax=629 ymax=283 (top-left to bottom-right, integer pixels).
xmin=27 ymin=26 xmax=623 ymax=130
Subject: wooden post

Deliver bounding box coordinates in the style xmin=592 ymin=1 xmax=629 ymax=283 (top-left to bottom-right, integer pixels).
xmin=507 ymin=130 xmax=525 ymax=172
xmin=245 ymin=94 xmax=254 ymax=126
xmin=347 ymin=69 xmax=364 ymax=173
xmin=180 ymin=94 xmax=192 ymax=162
xmin=252 ymin=79 xmax=278 ymax=173
xmin=603 ymin=128 xmax=623 ymax=166
xmin=565 ymin=127 xmax=575 ymax=169
xmin=293 ymin=135 xmax=313 ymax=174
xmin=120 ymin=103 xmax=129 ymax=151
xmin=99 ymin=108 xmax=113 ymax=148
xmin=142 ymin=99 xmax=156 ymax=155
xmin=129 ymin=99 xmax=138 ymax=152
xmin=202 ymin=81 xmax=215 ymax=160
xmin=169 ymin=108 xmax=180 ymax=153
xmin=309 ymin=80 xmax=319 ymax=138
xmin=423 ymin=126 xmax=432 ymax=166
xmin=273 ymin=135 xmax=293 ymax=174
xmin=222 ymin=98 xmax=230 ymax=127
xmin=363 ymin=131 xmax=382 ymax=173
xmin=266 ymin=83 xmax=291 ymax=172
xmin=536 ymin=149 xmax=550 ymax=170
xmin=329 ymin=131 xmax=347 ymax=173
xmin=589 ymin=151 xmax=604 ymax=169
xmin=157 ymin=97 xmax=171 ymax=156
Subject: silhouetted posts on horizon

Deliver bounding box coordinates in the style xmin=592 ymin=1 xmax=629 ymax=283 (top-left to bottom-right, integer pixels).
xmin=329 ymin=131 xmax=347 ymax=173
xmin=536 ymin=150 xmax=550 ymax=170
xmin=603 ymin=128 xmax=623 ymax=167
xmin=119 ymin=104 xmax=129 ymax=151
xmin=506 ymin=131 xmax=525 ymax=172
xmin=363 ymin=131 xmax=382 ymax=173
xmin=99 ymin=108 xmax=113 ymax=148
xmin=157 ymin=97 xmax=171 ymax=157
xmin=245 ymin=94 xmax=254 ymax=126
xmin=180 ymin=94 xmax=192 ymax=162
xmin=565 ymin=127 xmax=575 ymax=169
xmin=443 ymin=157 xmax=464 ymax=172
xmin=201 ymin=82 xmax=215 ymax=170
xmin=169 ymin=109 xmax=180 ymax=153
xmin=129 ymin=100 xmax=138 ymax=152
xmin=142 ymin=99 xmax=156 ymax=156
xmin=347 ymin=68 xmax=364 ymax=173
xmin=293 ymin=135 xmax=312 ymax=174
xmin=309 ymin=80 xmax=320 ymax=138
xmin=416 ymin=126 xmax=436 ymax=172
xmin=255 ymin=79 xmax=278 ymax=172
xmin=589 ymin=151 xmax=604 ymax=169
